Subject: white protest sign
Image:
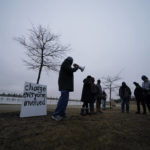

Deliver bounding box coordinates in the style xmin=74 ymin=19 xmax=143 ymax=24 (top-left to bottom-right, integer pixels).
xmin=20 ymin=82 xmax=47 ymax=118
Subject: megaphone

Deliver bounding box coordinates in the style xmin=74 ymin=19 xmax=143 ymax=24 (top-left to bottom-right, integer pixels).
xmin=78 ymin=66 xmax=85 ymax=72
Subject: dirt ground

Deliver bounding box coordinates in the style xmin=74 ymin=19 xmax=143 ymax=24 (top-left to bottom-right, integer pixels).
xmin=0 ymin=104 xmax=150 ymax=150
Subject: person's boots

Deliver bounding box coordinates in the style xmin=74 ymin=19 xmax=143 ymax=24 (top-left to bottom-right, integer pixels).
xmin=85 ymin=108 xmax=89 ymax=115
xmin=80 ymin=108 xmax=85 ymax=116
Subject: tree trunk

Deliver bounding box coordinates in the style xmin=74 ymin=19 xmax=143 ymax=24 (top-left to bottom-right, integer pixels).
xmin=109 ymin=84 xmax=112 ymax=109
xmin=36 ymin=50 xmax=44 ymax=84
xmin=37 ymin=65 xmax=43 ymax=84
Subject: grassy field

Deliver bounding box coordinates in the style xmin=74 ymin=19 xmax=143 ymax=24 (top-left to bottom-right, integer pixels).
xmin=0 ymin=104 xmax=150 ymax=150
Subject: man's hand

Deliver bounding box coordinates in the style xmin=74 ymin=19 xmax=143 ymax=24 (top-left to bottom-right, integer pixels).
xmin=73 ymin=63 xmax=79 ymax=68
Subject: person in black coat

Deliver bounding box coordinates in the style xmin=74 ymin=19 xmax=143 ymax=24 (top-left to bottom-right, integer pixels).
xmin=80 ymin=76 xmax=99 ymax=115
xmin=133 ymin=82 xmax=146 ymax=114
xmin=58 ymin=57 xmax=78 ymax=92
xmin=52 ymin=57 xmax=79 ymax=121
xmin=80 ymin=76 xmax=92 ymax=115
xmin=119 ymin=82 xmax=131 ymax=113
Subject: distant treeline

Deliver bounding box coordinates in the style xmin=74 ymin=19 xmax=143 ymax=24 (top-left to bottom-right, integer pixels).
xmin=0 ymin=93 xmax=80 ymax=102
xmin=0 ymin=93 xmax=22 ymax=97
xmin=0 ymin=93 xmax=136 ymax=102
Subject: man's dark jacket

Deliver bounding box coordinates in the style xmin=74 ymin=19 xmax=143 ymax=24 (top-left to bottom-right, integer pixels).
xmin=81 ymin=77 xmax=93 ymax=103
xmin=119 ymin=85 xmax=131 ymax=100
xmin=134 ymin=86 xmax=143 ymax=101
xmin=58 ymin=58 xmax=77 ymax=92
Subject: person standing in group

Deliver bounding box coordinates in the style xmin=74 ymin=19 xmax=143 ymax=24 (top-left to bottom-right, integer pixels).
xmin=141 ymin=75 xmax=150 ymax=114
xmin=80 ymin=75 xmax=92 ymax=115
xmin=89 ymin=77 xmax=99 ymax=114
xmin=133 ymin=82 xmax=146 ymax=114
xmin=102 ymin=90 xmax=107 ymax=110
xmin=119 ymin=82 xmax=131 ymax=113
xmin=96 ymin=79 xmax=102 ymax=113
xmin=51 ymin=57 xmax=79 ymax=121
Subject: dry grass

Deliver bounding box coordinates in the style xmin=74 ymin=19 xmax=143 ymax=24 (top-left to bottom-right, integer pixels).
xmin=0 ymin=104 xmax=150 ymax=150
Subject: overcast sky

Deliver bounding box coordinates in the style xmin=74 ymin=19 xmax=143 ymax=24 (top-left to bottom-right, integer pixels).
xmin=0 ymin=0 xmax=150 ymax=99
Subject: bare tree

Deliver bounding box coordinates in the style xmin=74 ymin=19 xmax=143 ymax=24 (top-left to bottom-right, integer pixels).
xmin=102 ymin=73 xmax=122 ymax=109
xmin=15 ymin=25 xmax=70 ymax=84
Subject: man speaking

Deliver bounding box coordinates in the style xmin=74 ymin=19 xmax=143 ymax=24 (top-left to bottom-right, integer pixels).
xmin=51 ymin=57 xmax=79 ymax=121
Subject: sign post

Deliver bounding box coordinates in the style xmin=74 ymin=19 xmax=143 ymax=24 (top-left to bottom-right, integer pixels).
xmin=20 ymin=82 xmax=47 ymax=117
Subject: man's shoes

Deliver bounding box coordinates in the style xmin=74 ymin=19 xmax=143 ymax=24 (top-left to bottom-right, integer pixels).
xmin=51 ymin=115 xmax=63 ymax=121
xmin=80 ymin=108 xmax=86 ymax=116
xmin=89 ymin=111 xmax=96 ymax=115
xmin=99 ymin=110 xmax=103 ymax=113
xmin=136 ymin=112 xmax=140 ymax=114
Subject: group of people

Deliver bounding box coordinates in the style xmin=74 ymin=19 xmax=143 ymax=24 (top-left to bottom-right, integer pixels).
xmin=119 ymin=75 xmax=150 ymax=114
xmin=51 ymin=57 xmax=150 ymax=121
xmin=133 ymin=76 xmax=150 ymax=114
xmin=80 ymin=76 xmax=107 ymax=116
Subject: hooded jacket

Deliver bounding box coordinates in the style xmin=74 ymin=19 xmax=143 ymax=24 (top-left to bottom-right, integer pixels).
xmin=58 ymin=57 xmax=78 ymax=92
xmin=81 ymin=77 xmax=93 ymax=103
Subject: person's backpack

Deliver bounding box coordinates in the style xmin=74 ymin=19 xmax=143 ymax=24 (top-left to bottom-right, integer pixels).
xmin=91 ymin=84 xmax=98 ymax=94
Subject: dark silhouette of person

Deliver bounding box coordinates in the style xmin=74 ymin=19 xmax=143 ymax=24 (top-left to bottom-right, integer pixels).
xmin=119 ymin=82 xmax=131 ymax=113
xmin=80 ymin=76 xmax=98 ymax=115
xmin=102 ymin=90 xmax=107 ymax=110
xmin=89 ymin=77 xmax=99 ymax=114
xmin=51 ymin=57 xmax=79 ymax=121
xmin=96 ymin=79 xmax=102 ymax=113
xmin=80 ymin=75 xmax=92 ymax=115
xmin=141 ymin=75 xmax=150 ymax=114
xmin=133 ymin=82 xmax=146 ymax=114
